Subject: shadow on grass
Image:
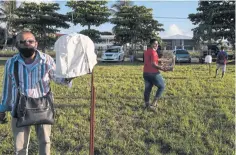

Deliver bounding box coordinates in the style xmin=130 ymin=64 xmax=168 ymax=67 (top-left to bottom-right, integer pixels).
xmin=144 ymin=136 xmax=187 ymax=155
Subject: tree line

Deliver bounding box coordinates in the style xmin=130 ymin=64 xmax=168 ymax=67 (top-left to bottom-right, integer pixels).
xmin=188 ymin=1 xmax=235 ymax=48
xmin=0 ymin=0 xmax=235 ymax=52
xmin=0 ymin=0 xmax=164 ymax=52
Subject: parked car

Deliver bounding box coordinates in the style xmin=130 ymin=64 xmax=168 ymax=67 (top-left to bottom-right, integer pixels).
xmin=173 ymin=49 xmax=191 ymax=63
xmin=101 ymin=46 xmax=125 ymax=62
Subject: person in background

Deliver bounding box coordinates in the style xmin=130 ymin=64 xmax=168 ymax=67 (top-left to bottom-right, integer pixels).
xmin=0 ymin=30 xmax=73 ymax=155
xmin=157 ymin=44 xmax=163 ymax=58
xmin=215 ymin=46 xmax=228 ymax=78
xmin=143 ymin=39 xmax=167 ymax=110
xmin=129 ymin=48 xmax=134 ymax=62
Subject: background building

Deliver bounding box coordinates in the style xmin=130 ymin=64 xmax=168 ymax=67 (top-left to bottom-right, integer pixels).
xmin=162 ymin=34 xmax=195 ymax=50
xmin=95 ymin=35 xmax=115 ymax=50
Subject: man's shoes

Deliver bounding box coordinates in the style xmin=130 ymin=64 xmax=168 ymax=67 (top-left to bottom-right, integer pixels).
xmin=143 ymin=101 xmax=158 ymax=113
xmin=151 ymin=99 xmax=158 ymax=107
xmin=143 ymin=102 xmax=150 ymax=109
xmin=148 ymin=105 xmax=157 ymax=113
xmin=147 ymin=99 xmax=158 ymax=112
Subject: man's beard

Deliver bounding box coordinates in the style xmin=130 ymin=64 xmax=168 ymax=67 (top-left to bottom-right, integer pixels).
xmin=18 ymin=47 xmax=36 ymax=58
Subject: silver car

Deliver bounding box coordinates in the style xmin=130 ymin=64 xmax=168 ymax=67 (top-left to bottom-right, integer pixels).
xmin=174 ymin=49 xmax=191 ymax=63
xmin=101 ymin=46 xmax=125 ymax=62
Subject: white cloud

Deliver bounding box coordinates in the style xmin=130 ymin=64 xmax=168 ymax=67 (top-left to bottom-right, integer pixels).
xmin=167 ymin=24 xmax=183 ymax=36
xmin=159 ymin=24 xmax=193 ymax=38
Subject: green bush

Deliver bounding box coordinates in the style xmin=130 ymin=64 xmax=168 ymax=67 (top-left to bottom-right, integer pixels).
xmin=0 ymin=50 xmax=18 ymax=57
xmin=0 ymin=50 xmax=56 ymax=57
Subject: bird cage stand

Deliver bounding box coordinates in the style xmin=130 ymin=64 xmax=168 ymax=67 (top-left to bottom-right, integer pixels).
xmin=89 ymin=69 xmax=96 ymax=155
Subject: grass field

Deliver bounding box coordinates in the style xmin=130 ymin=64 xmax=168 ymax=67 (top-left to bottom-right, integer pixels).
xmin=0 ymin=61 xmax=235 ymax=155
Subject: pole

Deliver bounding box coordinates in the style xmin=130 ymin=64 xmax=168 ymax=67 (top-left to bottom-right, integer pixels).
xmin=89 ymin=70 xmax=95 ymax=155
xmin=208 ymin=50 xmax=211 ymax=75
xmin=209 ymin=63 xmax=211 ymax=75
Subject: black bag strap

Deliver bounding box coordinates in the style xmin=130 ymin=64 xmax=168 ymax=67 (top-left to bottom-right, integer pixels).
xmin=14 ymin=61 xmax=19 ymax=88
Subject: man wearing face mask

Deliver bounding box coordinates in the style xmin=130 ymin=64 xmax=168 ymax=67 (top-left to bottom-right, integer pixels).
xmin=0 ymin=30 xmax=73 ymax=155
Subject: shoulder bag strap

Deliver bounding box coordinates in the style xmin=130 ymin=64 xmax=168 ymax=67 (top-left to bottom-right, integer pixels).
xmin=13 ymin=61 xmax=20 ymax=118
xmin=14 ymin=61 xmax=19 ymax=88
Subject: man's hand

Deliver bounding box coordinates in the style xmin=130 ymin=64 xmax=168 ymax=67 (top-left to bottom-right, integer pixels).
xmin=160 ymin=66 xmax=168 ymax=72
xmin=0 ymin=112 xmax=7 ymax=124
xmin=162 ymin=65 xmax=173 ymax=72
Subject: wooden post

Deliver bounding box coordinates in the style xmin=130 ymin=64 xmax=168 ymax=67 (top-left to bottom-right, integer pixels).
xmin=209 ymin=63 xmax=211 ymax=75
xmin=89 ymin=70 xmax=95 ymax=155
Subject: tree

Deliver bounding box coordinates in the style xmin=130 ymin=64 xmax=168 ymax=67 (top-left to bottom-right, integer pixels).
xmin=0 ymin=0 xmax=17 ymax=48
xmin=110 ymin=0 xmax=133 ymax=13
xmin=12 ymin=2 xmax=70 ymax=52
xmin=111 ymin=5 xmax=164 ymax=46
xmin=79 ymin=29 xmax=101 ymax=43
xmin=66 ymin=0 xmax=110 ymax=43
xmin=188 ymin=1 xmax=235 ymax=47
xmin=66 ymin=0 xmax=110 ymax=30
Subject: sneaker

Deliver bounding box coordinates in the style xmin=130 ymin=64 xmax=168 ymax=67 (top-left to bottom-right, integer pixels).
xmin=151 ymin=99 xmax=158 ymax=107
xmin=143 ymin=102 xmax=150 ymax=109
xmin=148 ymin=105 xmax=157 ymax=113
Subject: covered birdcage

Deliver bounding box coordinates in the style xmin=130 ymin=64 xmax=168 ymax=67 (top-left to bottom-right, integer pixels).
xmin=159 ymin=50 xmax=175 ymax=71
xmin=54 ymin=33 xmax=97 ymax=78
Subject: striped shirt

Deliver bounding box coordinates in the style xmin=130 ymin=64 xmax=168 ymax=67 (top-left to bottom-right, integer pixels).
xmin=0 ymin=51 xmax=71 ymax=114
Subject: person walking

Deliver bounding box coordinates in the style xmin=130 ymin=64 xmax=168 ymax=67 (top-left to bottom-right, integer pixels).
xmin=143 ymin=39 xmax=167 ymax=110
xmin=214 ymin=46 xmax=228 ymax=78
xmin=129 ymin=49 xmax=134 ymax=62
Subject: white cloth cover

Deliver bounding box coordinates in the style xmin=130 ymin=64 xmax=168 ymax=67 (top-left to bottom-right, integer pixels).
xmin=205 ymin=55 xmax=212 ymax=63
xmin=54 ymin=33 xmax=97 ymax=78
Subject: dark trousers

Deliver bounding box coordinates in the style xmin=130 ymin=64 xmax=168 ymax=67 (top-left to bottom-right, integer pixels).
xmin=143 ymin=72 xmax=165 ymax=103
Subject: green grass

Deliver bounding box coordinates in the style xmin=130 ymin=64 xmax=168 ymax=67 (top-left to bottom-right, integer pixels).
xmin=0 ymin=61 xmax=235 ymax=155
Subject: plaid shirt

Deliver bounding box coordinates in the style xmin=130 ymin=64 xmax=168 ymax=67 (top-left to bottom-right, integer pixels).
xmin=0 ymin=51 xmax=71 ymax=113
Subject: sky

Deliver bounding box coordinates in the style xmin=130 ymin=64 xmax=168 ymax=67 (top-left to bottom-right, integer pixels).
xmin=14 ymin=0 xmax=199 ymax=38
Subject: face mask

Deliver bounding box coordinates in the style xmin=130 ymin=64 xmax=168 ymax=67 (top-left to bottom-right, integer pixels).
xmin=18 ymin=47 xmax=36 ymax=58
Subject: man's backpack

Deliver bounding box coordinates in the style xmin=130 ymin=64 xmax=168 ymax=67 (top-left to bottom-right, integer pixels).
xmin=218 ymin=51 xmax=226 ymax=64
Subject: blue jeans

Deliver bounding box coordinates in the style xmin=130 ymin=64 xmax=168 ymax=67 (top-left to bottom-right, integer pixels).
xmin=143 ymin=72 xmax=165 ymax=103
